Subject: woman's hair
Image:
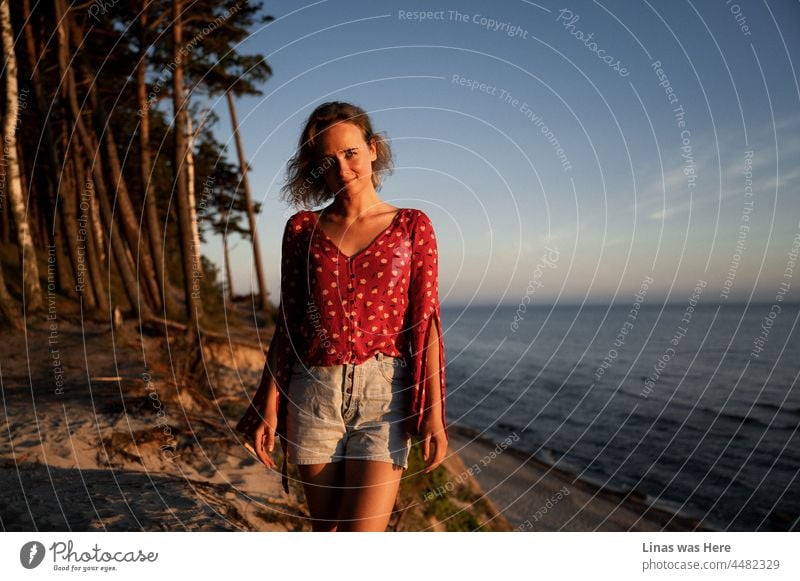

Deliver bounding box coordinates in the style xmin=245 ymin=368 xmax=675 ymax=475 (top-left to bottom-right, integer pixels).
xmin=281 ymin=101 xmax=394 ymax=209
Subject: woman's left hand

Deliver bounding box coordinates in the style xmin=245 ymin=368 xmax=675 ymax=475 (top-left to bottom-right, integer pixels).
xmin=421 ymin=412 xmax=447 ymax=473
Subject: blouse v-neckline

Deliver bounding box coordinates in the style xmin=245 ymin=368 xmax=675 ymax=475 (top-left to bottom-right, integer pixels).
xmin=313 ymin=208 xmax=405 ymax=261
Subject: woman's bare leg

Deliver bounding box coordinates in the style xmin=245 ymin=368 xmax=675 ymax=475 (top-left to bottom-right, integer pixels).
xmin=336 ymin=460 xmax=404 ymax=532
xmin=297 ymin=462 xmax=345 ymax=531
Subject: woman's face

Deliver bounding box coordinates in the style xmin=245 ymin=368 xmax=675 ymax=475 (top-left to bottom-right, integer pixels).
xmin=315 ymin=122 xmax=377 ymax=198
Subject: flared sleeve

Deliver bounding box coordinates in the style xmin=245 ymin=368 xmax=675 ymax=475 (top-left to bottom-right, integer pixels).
xmin=406 ymin=210 xmax=448 ymax=440
xmin=235 ymin=215 xmax=306 ymax=493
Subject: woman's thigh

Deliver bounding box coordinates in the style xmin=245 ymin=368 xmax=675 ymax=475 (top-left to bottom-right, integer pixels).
xmin=335 ymin=459 xmax=404 ymax=532
xmin=296 ymin=462 xmax=346 ymax=532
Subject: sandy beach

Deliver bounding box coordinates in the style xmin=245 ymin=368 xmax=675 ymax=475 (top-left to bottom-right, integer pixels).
xmin=0 ymin=311 xmax=707 ymax=531
xmin=0 ymin=312 xmax=306 ymax=531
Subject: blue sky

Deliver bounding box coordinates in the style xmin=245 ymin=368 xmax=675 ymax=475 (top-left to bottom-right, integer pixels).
xmin=195 ymin=0 xmax=800 ymax=307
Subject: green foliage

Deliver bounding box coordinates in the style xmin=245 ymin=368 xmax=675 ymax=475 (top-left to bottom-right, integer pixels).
xmin=399 ymin=439 xmax=482 ymax=531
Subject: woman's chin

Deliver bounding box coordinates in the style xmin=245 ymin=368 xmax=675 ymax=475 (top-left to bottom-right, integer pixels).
xmin=335 ymin=182 xmax=358 ymax=195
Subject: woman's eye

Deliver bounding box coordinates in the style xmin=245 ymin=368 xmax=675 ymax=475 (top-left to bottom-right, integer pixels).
xmin=345 ymin=149 xmax=357 ymax=158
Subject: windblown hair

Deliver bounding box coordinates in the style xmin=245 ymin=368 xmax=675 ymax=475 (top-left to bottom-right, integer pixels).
xmin=281 ymin=101 xmax=394 ymax=209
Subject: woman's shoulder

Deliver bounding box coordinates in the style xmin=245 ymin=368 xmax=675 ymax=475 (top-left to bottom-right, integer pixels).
xmin=394 ymin=207 xmax=428 ymax=223
xmin=284 ymin=207 xmax=431 ymax=231
xmin=285 ymin=209 xmax=316 ymax=232
xmin=403 ymin=208 xmax=435 ymax=232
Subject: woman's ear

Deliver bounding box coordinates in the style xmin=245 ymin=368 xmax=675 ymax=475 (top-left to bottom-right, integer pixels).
xmin=368 ymin=135 xmax=378 ymax=162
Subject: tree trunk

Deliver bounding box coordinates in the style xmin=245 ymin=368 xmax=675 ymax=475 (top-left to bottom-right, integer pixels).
xmin=90 ymin=179 xmax=105 ymax=263
xmin=1 ymin=156 xmax=8 ymax=243
xmin=70 ymin=136 xmax=108 ymax=314
xmin=173 ymin=0 xmax=203 ymax=323
xmin=71 ymin=146 xmax=109 ymax=314
xmin=53 ymin=0 xmax=150 ymax=319
xmin=21 ymin=0 xmax=60 ymax=273
xmin=59 ymin=124 xmax=97 ymax=309
xmin=51 ymin=210 xmax=74 ymax=295
xmin=16 ymin=141 xmax=42 ymax=250
xmin=227 ymin=91 xmax=269 ymax=318
xmin=185 ymin=99 xmax=203 ymax=279
xmin=0 ymin=259 xmax=20 ymax=329
xmin=137 ymin=1 xmax=177 ymax=318
xmin=94 ymin=102 xmax=162 ymax=310
xmin=72 ymin=47 xmax=161 ymax=312
xmin=222 ymin=226 xmax=234 ymax=301
xmin=61 ymin=4 xmax=160 ymax=311
xmin=1 ymin=168 xmax=9 ymax=243
xmin=85 ymin=129 xmax=150 ymax=319
xmin=1 ymin=0 xmax=43 ymax=311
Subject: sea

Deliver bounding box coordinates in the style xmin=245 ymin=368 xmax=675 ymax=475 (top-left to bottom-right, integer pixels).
xmin=441 ymin=302 xmax=800 ymax=531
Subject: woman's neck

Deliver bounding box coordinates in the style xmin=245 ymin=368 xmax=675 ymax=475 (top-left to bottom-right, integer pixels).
xmin=323 ymin=191 xmax=387 ymax=221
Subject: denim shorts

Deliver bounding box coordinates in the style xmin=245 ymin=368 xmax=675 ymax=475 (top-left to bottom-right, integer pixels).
xmin=285 ymin=352 xmax=414 ymax=468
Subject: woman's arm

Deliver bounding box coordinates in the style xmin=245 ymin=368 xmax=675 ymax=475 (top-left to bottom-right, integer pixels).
xmin=408 ymin=210 xmax=448 ymax=472
xmin=421 ymin=312 xmax=447 ymax=472
xmin=252 ymin=336 xmax=280 ymax=469
xmin=423 ymin=316 xmax=443 ymax=420
xmin=258 ymin=330 xmax=280 ymax=415
xmin=248 ymin=216 xmax=304 ymax=468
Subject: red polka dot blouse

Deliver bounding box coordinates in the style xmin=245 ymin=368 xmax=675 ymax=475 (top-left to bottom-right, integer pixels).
xmin=237 ymin=208 xmax=448 ymax=491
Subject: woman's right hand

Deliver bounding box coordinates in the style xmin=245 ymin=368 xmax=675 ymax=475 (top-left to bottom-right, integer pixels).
xmin=253 ymin=408 xmax=278 ymax=469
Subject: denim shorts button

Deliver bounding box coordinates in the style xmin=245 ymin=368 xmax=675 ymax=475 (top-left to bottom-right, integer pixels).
xmin=285 ymin=348 xmax=413 ymax=470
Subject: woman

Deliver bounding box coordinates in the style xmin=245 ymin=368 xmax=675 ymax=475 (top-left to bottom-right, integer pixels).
xmin=236 ymin=101 xmax=448 ymax=532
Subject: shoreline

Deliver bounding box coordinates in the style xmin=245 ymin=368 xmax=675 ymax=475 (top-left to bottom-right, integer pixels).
xmin=446 ymin=423 xmax=715 ymax=531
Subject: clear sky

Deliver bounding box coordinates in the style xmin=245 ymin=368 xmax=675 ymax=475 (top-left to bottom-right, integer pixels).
xmin=196 ymin=0 xmax=800 ymax=307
